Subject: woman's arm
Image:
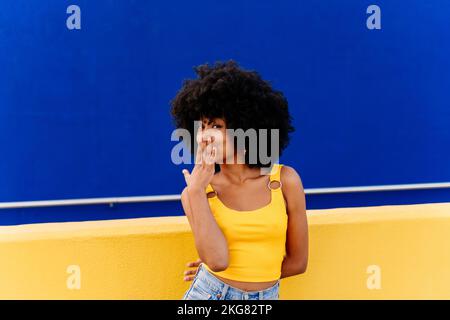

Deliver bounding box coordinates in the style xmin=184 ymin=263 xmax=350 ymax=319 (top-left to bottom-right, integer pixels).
xmin=181 ymin=186 xmax=229 ymax=272
xmin=279 ymin=165 xmax=309 ymax=279
xmin=180 ymin=135 xmax=229 ymax=272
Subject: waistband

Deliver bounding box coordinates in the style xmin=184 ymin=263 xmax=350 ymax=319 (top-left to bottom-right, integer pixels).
xmin=194 ymin=263 xmax=280 ymax=299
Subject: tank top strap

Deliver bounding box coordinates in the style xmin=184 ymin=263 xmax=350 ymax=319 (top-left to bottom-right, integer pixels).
xmin=269 ymin=163 xmax=283 ymax=183
xmin=205 ymin=183 xmax=218 ymax=198
xmin=205 ymin=183 xmax=215 ymax=194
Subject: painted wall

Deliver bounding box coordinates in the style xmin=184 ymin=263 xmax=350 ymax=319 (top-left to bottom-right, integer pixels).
xmin=1 ymin=202 xmax=449 ymax=299
xmin=1 ymin=0 xmax=449 ymax=224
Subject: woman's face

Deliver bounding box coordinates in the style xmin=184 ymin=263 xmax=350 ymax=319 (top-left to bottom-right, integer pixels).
xmin=198 ymin=116 xmax=243 ymax=164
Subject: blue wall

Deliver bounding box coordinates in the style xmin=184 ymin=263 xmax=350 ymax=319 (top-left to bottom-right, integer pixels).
xmin=1 ymin=0 xmax=449 ymax=224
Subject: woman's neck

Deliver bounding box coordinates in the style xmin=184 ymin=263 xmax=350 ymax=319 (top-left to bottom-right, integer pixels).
xmin=218 ymin=163 xmax=261 ymax=185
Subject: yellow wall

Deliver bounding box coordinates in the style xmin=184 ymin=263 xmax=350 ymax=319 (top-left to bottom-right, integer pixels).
xmin=0 ymin=202 xmax=449 ymax=299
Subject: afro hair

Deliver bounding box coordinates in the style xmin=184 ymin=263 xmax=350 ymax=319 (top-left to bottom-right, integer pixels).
xmin=170 ymin=60 xmax=295 ymax=169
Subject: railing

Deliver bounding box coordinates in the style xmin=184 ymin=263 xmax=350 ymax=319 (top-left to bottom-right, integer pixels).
xmin=1 ymin=182 xmax=450 ymax=209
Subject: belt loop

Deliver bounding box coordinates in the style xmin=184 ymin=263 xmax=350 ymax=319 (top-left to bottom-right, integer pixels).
xmin=259 ymin=291 xmax=263 ymax=300
xmin=219 ymin=284 xmax=229 ymax=300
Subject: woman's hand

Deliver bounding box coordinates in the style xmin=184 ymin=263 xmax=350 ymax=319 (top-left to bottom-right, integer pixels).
xmin=183 ymin=258 xmax=203 ymax=281
xmin=182 ymin=133 xmax=216 ymax=191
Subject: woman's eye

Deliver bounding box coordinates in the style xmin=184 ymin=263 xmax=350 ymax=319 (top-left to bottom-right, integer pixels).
xmin=201 ymin=124 xmax=221 ymax=130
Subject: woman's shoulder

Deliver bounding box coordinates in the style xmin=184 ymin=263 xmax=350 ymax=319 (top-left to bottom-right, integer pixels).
xmin=279 ymin=164 xmax=304 ymax=191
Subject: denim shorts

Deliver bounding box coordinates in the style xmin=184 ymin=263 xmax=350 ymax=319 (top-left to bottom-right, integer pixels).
xmin=182 ymin=263 xmax=280 ymax=300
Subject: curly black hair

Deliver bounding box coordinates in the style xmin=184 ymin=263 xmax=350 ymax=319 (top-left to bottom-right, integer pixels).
xmin=170 ymin=60 xmax=295 ymax=169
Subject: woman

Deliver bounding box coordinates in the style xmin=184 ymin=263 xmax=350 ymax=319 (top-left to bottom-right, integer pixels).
xmin=170 ymin=60 xmax=308 ymax=300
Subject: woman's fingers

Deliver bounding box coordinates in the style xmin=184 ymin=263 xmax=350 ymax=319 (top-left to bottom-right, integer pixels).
xmin=183 ymin=269 xmax=197 ymax=276
xmin=201 ymin=136 xmax=217 ymax=167
xmin=194 ymin=139 xmax=203 ymax=164
xmin=187 ymin=258 xmax=202 ymax=267
xmin=182 ymin=169 xmax=190 ymax=185
xmin=183 ymin=275 xmax=195 ymax=282
xmin=194 ymin=130 xmax=217 ymax=173
xmin=203 ymin=144 xmax=215 ymax=165
xmin=208 ymin=146 xmax=216 ymax=165
xmin=199 ymin=137 xmax=209 ymax=168
xmin=195 ymin=135 xmax=211 ymax=164
xmin=183 ymin=258 xmax=202 ymax=281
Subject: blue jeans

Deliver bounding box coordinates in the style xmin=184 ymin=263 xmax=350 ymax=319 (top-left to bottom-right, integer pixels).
xmin=182 ymin=263 xmax=280 ymax=300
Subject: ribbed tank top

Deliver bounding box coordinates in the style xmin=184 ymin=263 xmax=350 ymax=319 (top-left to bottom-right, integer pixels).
xmin=203 ymin=163 xmax=288 ymax=282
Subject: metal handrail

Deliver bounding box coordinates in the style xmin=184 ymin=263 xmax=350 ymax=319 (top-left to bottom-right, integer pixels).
xmin=1 ymin=182 xmax=449 ymax=209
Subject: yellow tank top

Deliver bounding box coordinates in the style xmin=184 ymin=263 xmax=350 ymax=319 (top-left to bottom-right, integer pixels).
xmin=203 ymin=163 xmax=288 ymax=282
